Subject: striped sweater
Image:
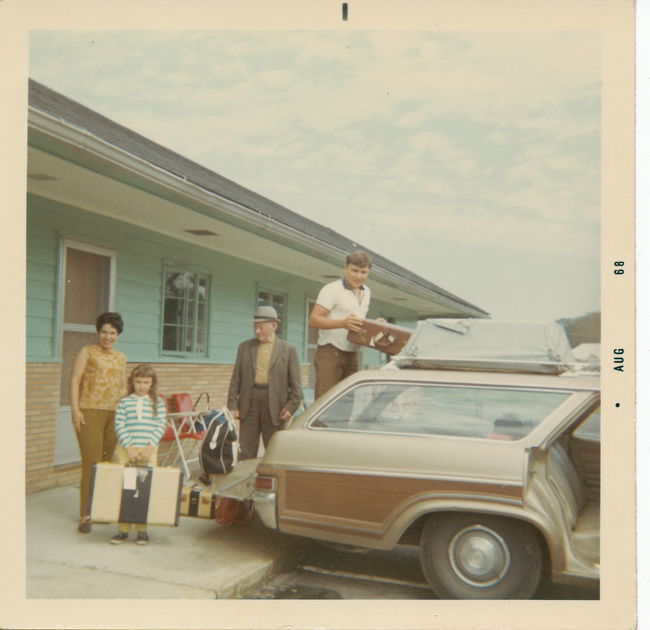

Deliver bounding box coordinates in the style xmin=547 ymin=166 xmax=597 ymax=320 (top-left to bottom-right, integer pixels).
xmin=114 ymin=393 xmax=167 ymax=448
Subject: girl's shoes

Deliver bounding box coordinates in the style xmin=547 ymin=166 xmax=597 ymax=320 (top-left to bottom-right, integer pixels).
xmin=109 ymin=532 xmax=129 ymax=544
xmin=135 ymin=531 xmax=150 ymax=545
xmin=77 ymin=518 xmax=91 ymax=534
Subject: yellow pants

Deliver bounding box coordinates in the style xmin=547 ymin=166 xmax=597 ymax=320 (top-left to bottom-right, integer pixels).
xmin=114 ymin=444 xmax=158 ymax=533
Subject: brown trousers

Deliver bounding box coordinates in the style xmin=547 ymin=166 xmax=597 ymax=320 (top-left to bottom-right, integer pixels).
xmin=239 ymin=387 xmax=278 ymax=459
xmin=76 ymin=408 xmax=117 ymax=518
xmin=314 ymin=343 xmax=360 ymax=399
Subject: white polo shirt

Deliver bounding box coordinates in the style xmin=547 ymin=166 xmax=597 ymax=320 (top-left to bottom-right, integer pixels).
xmin=315 ymin=278 xmax=371 ymax=352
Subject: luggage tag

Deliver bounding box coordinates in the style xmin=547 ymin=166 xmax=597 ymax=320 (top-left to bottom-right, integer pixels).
xmin=123 ymin=467 xmax=138 ymax=490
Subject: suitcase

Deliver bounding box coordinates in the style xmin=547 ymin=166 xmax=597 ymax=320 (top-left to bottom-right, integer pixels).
xmin=180 ymin=484 xmax=218 ymax=519
xmin=347 ymin=319 xmax=412 ymax=355
xmin=87 ymin=462 xmax=184 ymax=526
xmin=215 ymin=497 xmax=252 ymax=525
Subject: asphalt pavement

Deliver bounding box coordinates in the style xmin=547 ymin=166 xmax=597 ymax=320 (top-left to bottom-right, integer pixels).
xmin=26 ymin=484 xmax=314 ymax=599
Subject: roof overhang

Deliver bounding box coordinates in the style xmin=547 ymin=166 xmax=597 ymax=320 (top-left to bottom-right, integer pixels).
xmin=27 ymin=105 xmax=488 ymax=319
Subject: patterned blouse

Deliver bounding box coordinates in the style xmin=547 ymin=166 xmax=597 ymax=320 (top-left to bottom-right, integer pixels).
xmin=78 ymin=344 xmax=126 ymax=411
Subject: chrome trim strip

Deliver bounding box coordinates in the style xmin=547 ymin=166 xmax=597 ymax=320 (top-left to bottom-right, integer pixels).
xmin=269 ymin=464 xmax=522 ymax=489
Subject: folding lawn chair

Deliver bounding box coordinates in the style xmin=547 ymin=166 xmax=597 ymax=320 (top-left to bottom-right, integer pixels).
xmin=159 ymin=392 xmax=210 ymax=479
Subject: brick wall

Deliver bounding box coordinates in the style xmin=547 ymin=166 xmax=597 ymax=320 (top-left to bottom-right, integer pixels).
xmin=26 ymin=363 xmax=62 ymax=493
xmin=26 ymin=361 xmax=309 ymax=494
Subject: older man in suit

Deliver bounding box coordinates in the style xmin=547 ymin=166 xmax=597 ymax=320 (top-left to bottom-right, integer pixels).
xmin=227 ymin=306 xmax=302 ymax=459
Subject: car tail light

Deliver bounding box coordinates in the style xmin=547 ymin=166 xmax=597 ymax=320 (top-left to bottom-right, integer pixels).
xmin=255 ymin=475 xmax=276 ymax=491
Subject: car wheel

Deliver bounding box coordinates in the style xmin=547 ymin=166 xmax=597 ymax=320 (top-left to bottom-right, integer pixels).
xmin=419 ymin=513 xmax=544 ymax=599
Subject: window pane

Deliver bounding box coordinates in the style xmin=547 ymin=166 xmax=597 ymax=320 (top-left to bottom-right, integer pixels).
xmin=196 ymin=327 xmax=206 ymax=353
xmin=163 ymin=324 xmax=181 ymax=352
xmin=573 ymin=407 xmax=600 ymax=440
xmin=162 ymin=269 xmax=210 ymax=354
xmin=184 ymin=327 xmax=195 ymax=352
xmin=64 ymin=248 xmax=110 ymax=324
xmin=165 ymin=272 xmax=188 ymax=297
xmin=197 ymin=302 xmax=206 ymax=326
xmin=198 ymin=277 xmax=208 ymax=302
xmin=314 ymin=383 xmax=570 ymax=440
xmin=164 ymin=297 xmax=184 ymax=324
xmin=187 ymin=298 xmax=196 ymax=322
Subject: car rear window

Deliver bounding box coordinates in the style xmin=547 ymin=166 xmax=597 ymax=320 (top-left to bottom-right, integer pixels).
xmin=312 ymin=383 xmax=571 ymax=440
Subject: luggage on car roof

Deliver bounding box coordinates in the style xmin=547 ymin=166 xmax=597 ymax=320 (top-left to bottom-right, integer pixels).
xmin=391 ymin=319 xmax=576 ymax=373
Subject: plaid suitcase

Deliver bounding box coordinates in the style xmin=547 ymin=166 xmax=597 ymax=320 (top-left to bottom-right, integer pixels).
xmin=180 ymin=484 xmax=218 ymax=519
xmin=87 ymin=462 xmax=183 ymax=526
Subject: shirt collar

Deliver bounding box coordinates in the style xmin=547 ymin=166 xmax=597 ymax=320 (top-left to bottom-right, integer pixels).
xmin=341 ymin=278 xmax=366 ymax=291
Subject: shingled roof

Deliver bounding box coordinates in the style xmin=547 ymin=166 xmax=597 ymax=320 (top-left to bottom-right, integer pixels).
xmin=28 ymin=79 xmax=488 ymax=317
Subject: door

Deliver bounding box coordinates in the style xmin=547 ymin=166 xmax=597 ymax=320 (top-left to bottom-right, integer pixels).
xmin=54 ymin=240 xmax=115 ymax=465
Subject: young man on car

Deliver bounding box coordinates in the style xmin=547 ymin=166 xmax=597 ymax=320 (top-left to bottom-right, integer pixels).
xmin=308 ymin=250 xmax=373 ymax=398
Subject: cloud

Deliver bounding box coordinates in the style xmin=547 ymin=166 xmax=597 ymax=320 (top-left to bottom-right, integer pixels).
xmin=28 ymin=29 xmax=601 ymax=321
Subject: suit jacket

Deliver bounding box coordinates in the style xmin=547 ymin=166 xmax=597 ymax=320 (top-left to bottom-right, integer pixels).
xmin=227 ymin=337 xmax=302 ymax=426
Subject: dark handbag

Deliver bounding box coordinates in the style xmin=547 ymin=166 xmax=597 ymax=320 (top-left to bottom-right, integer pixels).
xmin=199 ymin=408 xmax=238 ymax=475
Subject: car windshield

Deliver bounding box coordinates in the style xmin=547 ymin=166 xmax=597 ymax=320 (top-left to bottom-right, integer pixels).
xmin=312 ymin=382 xmax=572 ymax=440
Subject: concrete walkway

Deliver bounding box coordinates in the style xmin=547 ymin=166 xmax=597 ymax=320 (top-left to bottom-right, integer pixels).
xmin=26 ymin=485 xmax=311 ymax=599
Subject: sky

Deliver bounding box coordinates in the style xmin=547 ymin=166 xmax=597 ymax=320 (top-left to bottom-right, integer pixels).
xmin=29 ymin=29 xmax=601 ymax=321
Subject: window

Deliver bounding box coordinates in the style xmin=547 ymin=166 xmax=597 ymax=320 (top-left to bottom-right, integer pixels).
xmin=305 ymin=298 xmax=318 ymax=386
xmin=573 ymin=406 xmax=600 ymax=441
xmin=312 ymin=383 xmax=571 ymax=440
xmin=162 ymin=269 xmax=209 ymax=354
xmin=257 ymin=288 xmax=286 ymax=338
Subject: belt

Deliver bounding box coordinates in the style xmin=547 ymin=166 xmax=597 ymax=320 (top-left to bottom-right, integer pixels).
xmin=253 ymin=383 xmax=269 ymax=389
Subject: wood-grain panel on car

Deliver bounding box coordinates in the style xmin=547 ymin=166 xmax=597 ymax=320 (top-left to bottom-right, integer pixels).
xmin=273 ymin=468 xmax=522 ymax=535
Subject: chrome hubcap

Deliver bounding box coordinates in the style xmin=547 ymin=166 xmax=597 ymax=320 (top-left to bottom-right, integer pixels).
xmin=448 ymin=524 xmax=511 ymax=587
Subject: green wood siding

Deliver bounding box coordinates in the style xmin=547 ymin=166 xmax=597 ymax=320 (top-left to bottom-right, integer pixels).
xmin=27 ymin=193 xmax=422 ymax=367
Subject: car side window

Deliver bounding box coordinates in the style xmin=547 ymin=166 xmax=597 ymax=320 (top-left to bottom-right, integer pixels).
xmin=572 ymin=406 xmax=600 ymax=441
xmin=312 ymin=383 xmax=571 ymax=440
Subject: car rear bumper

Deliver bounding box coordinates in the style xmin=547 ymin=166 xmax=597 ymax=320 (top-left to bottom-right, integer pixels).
xmin=253 ymin=490 xmax=277 ymax=529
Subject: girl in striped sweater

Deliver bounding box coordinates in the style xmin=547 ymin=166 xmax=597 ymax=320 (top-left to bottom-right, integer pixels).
xmin=110 ymin=364 xmax=167 ymax=545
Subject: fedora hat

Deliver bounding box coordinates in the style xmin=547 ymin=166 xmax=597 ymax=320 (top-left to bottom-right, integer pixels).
xmin=253 ymin=305 xmax=279 ymax=322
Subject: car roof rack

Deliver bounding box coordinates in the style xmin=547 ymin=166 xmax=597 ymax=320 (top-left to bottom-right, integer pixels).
xmin=386 ymin=356 xmax=600 ymax=376
xmin=381 ymin=318 xmax=602 ymax=376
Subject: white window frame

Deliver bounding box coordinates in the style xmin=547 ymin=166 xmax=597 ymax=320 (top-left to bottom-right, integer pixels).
xmin=161 ymin=264 xmax=211 ymax=356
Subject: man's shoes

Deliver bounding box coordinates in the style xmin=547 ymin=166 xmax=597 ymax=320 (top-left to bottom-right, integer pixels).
xmin=135 ymin=531 xmax=150 ymax=545
xmin=77 ymin=518 xmax=92 ymax=534
xmin=109 ymin=532 xmax=129 ymax=544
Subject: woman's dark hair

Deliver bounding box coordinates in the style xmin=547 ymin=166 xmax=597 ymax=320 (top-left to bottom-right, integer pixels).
xmin=95 ymin=312 xmax=124 ymax=334
xmin=126 ymin=364 xmax=161 ymax=417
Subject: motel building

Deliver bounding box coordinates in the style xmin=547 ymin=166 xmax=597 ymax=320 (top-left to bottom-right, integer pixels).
xmin=26 ymin=79 xmax=489 ymax=493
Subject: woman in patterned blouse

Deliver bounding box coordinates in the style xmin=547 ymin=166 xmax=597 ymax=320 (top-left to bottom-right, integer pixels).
xmin=69 ymin=312 xmax=127 ymax=533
